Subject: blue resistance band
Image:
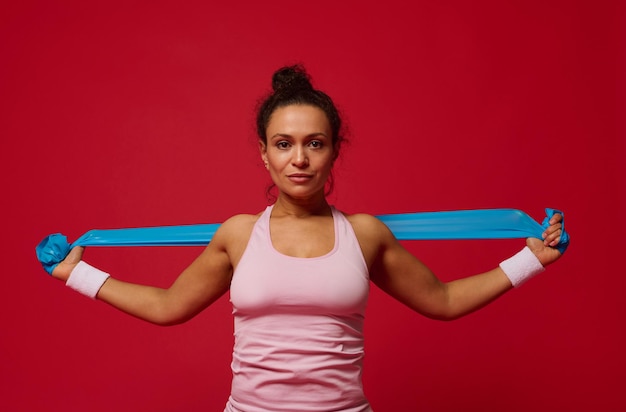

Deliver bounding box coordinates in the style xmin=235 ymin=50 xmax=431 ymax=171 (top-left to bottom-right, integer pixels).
xmin=36 ymin=207 xmax=569 ymax=275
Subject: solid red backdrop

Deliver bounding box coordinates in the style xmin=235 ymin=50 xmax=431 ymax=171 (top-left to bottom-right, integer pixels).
xmin=1 ymin=1 xmax=623 ymax=411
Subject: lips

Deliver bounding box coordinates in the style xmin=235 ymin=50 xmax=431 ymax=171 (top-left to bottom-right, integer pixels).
xmin=287 ymin=173 xmax=314 ymax=183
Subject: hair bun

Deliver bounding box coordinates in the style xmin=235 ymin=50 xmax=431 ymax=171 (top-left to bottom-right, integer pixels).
xmin=271 ymin=65 xmax=313 ymax=93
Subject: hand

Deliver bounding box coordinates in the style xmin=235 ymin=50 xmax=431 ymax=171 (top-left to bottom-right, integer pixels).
xmin=526 ymin=212 xmax=564 ymax=266
xmin=51 ymin=246 xmax=85 ymax=282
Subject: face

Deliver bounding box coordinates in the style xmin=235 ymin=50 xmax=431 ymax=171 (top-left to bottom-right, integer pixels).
xmin=260 ymin=104 xmax=335 ymax=200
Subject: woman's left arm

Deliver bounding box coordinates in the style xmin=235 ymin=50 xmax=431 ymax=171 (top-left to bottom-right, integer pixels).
xmin=356 ymin=213 xmax=564 ymax=321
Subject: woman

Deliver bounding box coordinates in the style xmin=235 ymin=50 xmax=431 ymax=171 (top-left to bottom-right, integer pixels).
xmin=49 ymin=65 xmax=565 ymax=411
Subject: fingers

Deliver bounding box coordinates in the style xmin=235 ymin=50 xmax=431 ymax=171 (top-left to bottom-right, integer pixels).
xmin=542 ymin=213 xmax=563 ymax=247
xmin=65 ymin=245 xmax=85 ymax=264
xmin=548 ymin=212 xmax=563 ymax=225
xmin=50 ymin=246 xmax=86 ymax=282
xmin=543 ymin=229 xmax=562 ymax=247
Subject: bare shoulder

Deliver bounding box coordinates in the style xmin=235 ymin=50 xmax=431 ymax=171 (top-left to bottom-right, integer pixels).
xmin=220 ymin=212 xmax=262 ymax=231
xmin=204 ymin=212 xmax=261 ymax=267
xmin=346 ymin=212 xmax=394 ymax=240
xmin=344 ymin=212 xmax=397 ymax=266
xmin=212 ymin=212 xmax=262 ymax=245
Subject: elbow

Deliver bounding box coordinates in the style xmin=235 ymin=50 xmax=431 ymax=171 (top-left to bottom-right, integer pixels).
xmin=420 ymin=308 xmax=466 ymax=322
xmin=133 ymin=313 xmax=180 ymax=327
xmin=149 ymin=316 xmax=187 ymax=327
xmin=420 ymin=282 xmax=490 ymax=321
xmin=429 ymin=312 xmax=467 ymax=322
xmin=138 ymin=303 xmax=195 ymax=327
xmin=145 ymin=294 xmax=215 ymax=326
xmin=146 ymin=315 xmax=193 ymax=327
xmin=149 ymin=309 xmax=196 ymax=326
xmin=420 ymin=300 xmax=488 ymax=322
xmin=416 ymin=290 xmax=474 ymax=321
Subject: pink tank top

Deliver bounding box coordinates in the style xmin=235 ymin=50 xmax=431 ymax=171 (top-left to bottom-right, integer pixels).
xmin=225 ymin=205 xmax=372 ymax=412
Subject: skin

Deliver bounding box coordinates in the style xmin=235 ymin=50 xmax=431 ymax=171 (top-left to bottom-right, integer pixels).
xmin=52 ymin=104 xmax=564 ymax=324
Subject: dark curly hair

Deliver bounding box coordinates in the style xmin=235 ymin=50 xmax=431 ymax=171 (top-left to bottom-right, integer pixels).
xmin=256 ymin=65 xmax=344 ymax=156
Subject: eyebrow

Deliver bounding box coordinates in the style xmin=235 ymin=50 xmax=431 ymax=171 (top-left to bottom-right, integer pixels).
xmin=269 ymin=132 xmax=329 ymax=139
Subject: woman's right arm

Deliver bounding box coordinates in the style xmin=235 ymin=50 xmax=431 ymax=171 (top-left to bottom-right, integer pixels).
xmin=51 ymin=217 xmax=251 ymax=325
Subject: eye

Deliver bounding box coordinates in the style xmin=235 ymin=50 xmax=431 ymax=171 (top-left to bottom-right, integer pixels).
xmin=308 ymin=140 xmax=323 ymax=148
xmin=276 ymin=141 xmax=290 ymax=149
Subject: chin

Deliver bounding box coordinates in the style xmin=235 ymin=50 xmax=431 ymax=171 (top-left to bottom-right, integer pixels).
xmin=282 ymin=187 xmax=325 ymax=200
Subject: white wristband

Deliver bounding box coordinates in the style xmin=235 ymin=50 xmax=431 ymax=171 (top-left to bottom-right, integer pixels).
xmin=499 ymin=246 xmax=545 ymax=287
xmin=66 ymin=261 xmax=110 ymax=299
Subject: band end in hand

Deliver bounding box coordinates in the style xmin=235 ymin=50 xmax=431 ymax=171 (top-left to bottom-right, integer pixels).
xmin=542 ymin=208 xmax=570 ymax=254
xmin=35 ymin=234 xmax=71 ymax=275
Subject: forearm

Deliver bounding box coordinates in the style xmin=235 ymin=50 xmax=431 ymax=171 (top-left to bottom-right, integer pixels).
xmin=69 ymin=256 xmax=230 ymax=325
xmin=96 ymin=277 xmax=181 ymax=326
xmin=441 ymin=268 xmax=513 ymax=320
xmin=440 ymin=247 xmax=546 ymax=320
xmin=63 ymin=261 xmax=199 ymax=326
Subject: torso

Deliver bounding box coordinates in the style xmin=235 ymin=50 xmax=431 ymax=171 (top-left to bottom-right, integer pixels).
xmin=226 ymin=204 xmax=373 ymax=411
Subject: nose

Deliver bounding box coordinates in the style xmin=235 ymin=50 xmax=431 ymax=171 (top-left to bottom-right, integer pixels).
xmin=292 ymin=145 xmax=309 ymax=168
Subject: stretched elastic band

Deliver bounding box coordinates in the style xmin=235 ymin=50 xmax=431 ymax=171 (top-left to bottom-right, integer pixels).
xmin=36 ymin=207 xmax=569 ymax=274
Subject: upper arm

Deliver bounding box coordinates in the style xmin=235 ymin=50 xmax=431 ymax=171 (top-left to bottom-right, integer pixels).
xmin=351 ymin=214 xmax=449 ymax=319
xmin=163 ymin=215 xmax=254 ymax=323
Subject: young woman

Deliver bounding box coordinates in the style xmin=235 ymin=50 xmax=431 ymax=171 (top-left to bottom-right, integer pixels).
xmin=49 ymin=65 xmax=565 ymax=412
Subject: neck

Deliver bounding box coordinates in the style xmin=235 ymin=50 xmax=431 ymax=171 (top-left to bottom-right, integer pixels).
xmin=272 ymin=192 xmax=331 ymax=218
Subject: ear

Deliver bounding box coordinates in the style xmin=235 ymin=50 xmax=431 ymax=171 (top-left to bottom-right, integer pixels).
xmin=259 ymin=140 xmax=268 ymax=166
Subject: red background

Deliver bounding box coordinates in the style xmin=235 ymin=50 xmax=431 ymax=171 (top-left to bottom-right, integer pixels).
xmin=1 ymin=1 xmax=624 ymax=411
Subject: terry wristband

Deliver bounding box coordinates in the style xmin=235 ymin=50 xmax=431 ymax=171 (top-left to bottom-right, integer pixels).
xmin=66 ymin=261 xmax=110 ymax=299
xmin=499 ymin=246 xmax=545 ymax=287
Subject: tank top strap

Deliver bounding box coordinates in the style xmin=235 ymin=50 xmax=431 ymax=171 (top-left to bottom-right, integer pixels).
xmin=257 ymin=205 xmax=273 ymax=232
xmin=330 ymin=206 xmax=369 ymax=275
